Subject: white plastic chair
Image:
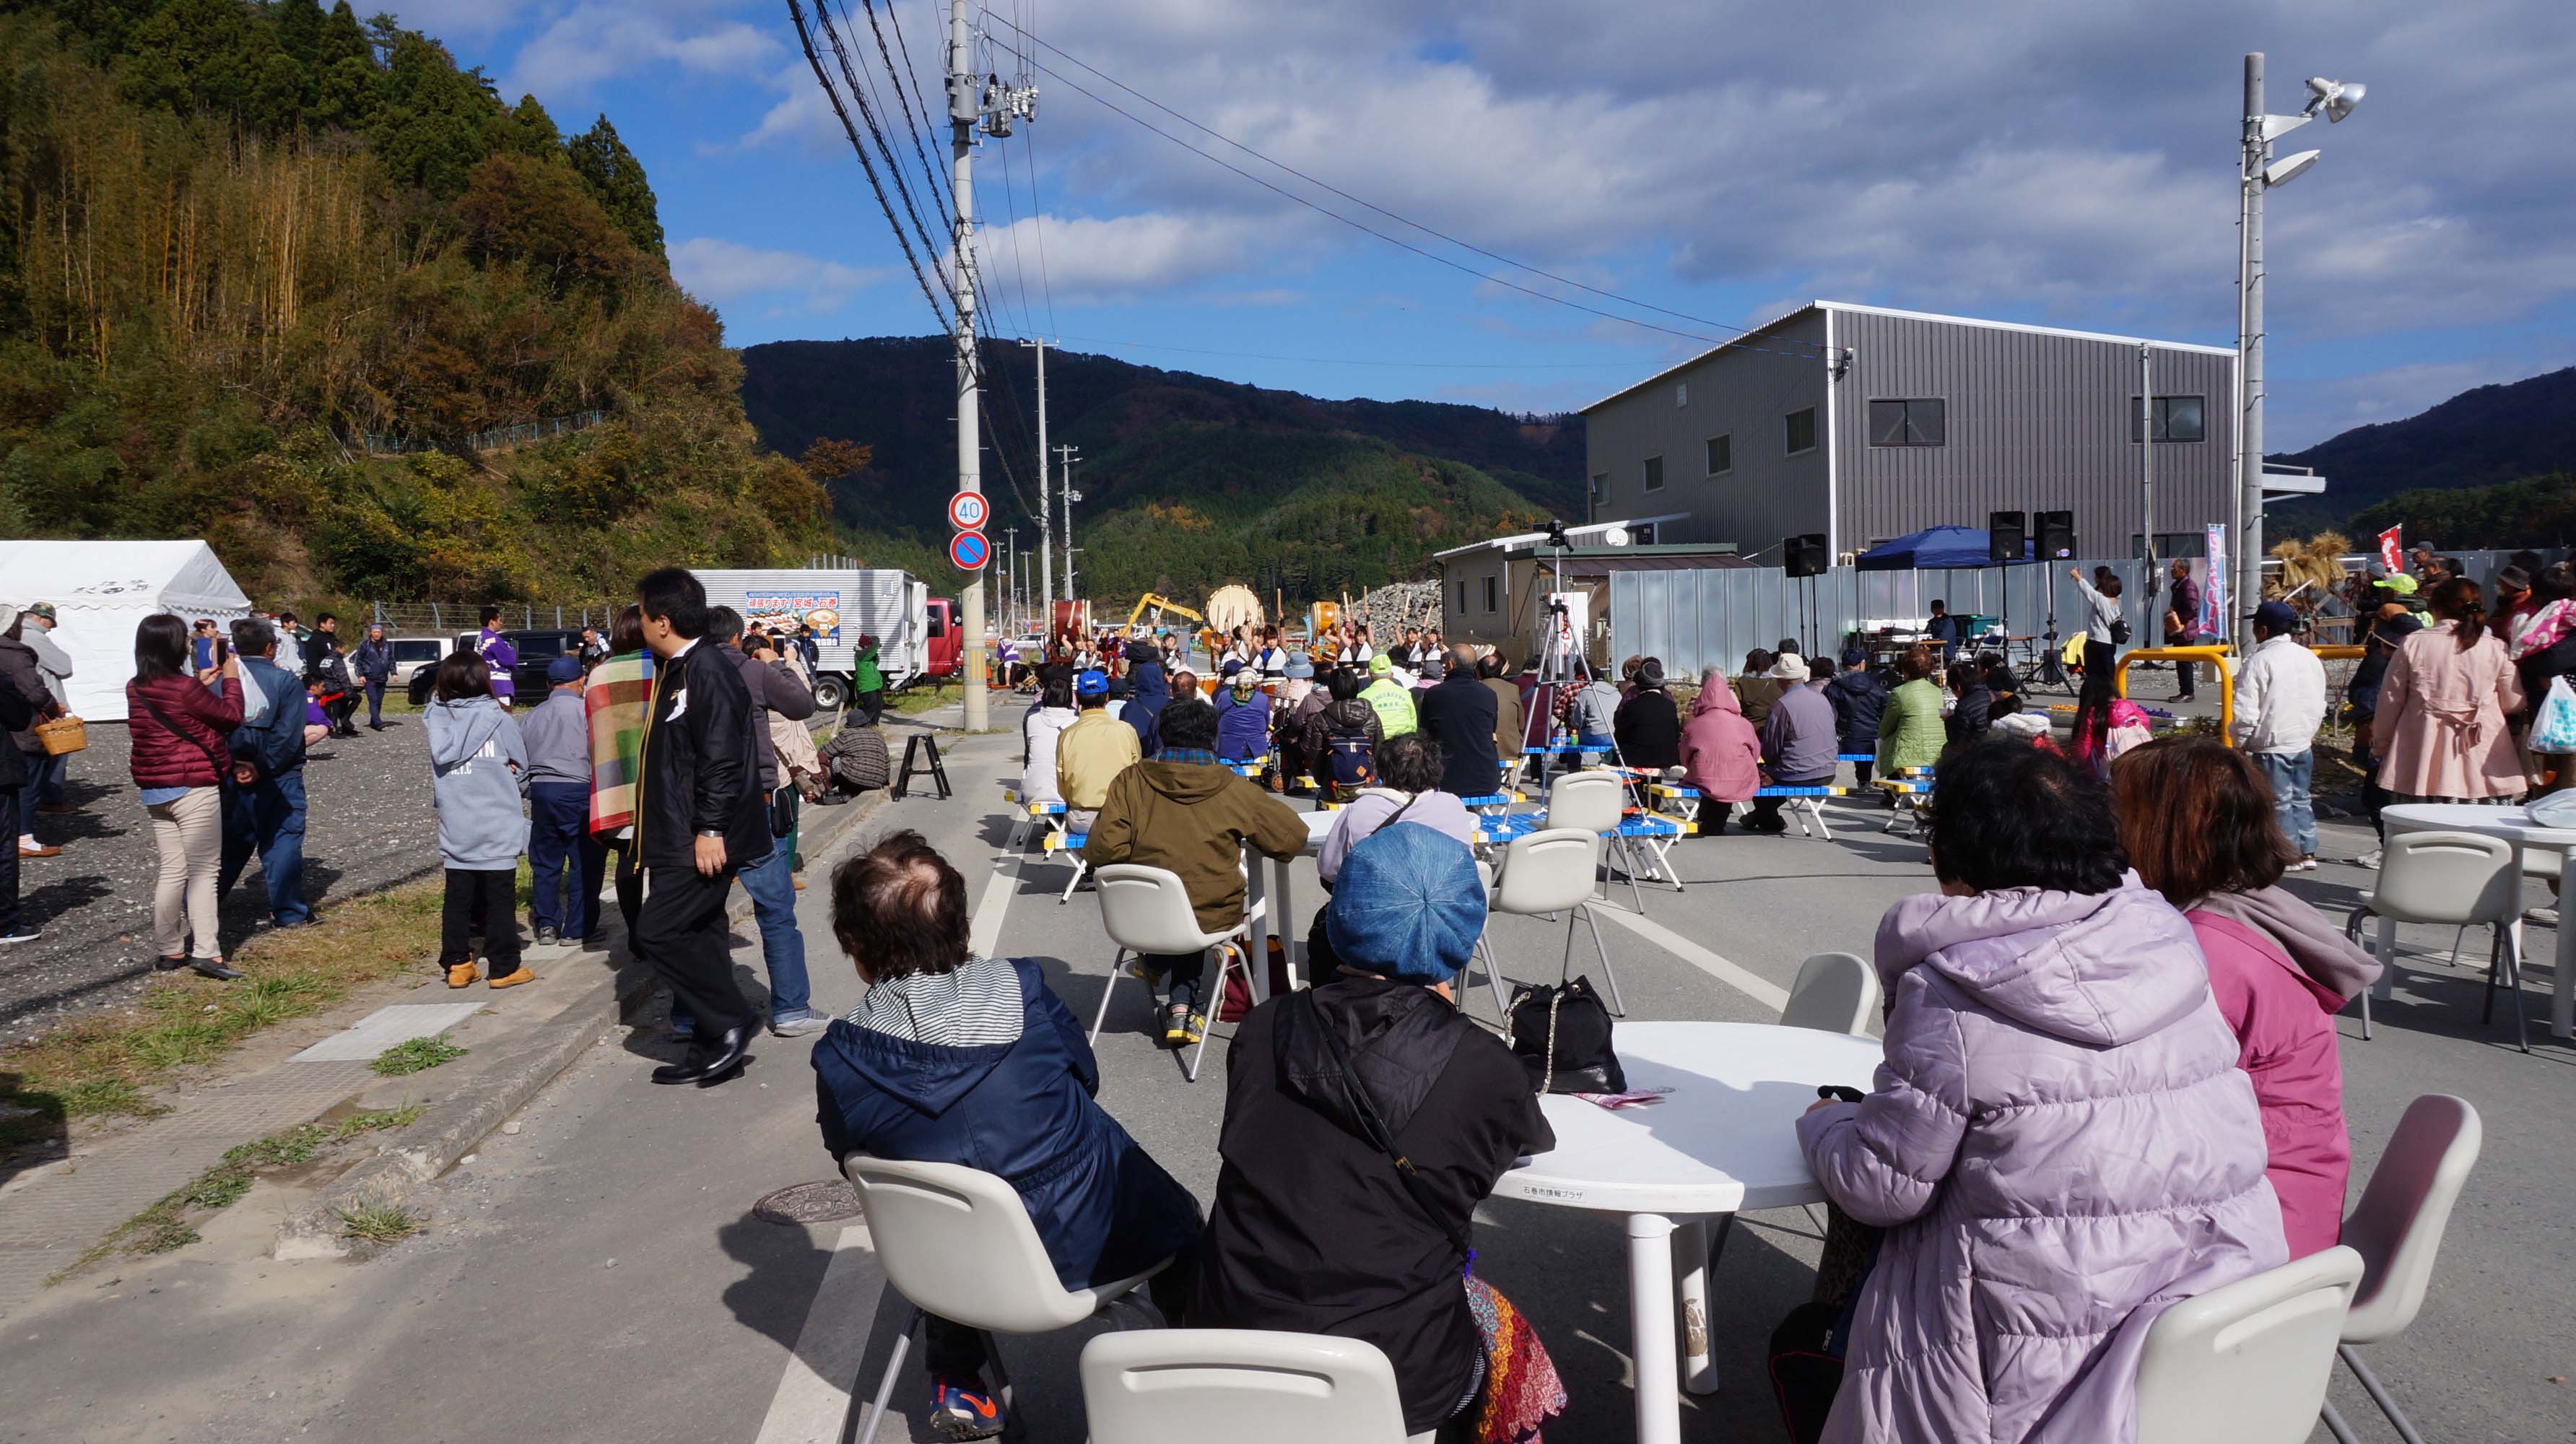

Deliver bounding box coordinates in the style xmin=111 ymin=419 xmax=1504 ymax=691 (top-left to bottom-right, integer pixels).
xmin=1486 ymin=826 xmax=1622 ymax=1014
xmin=2133 ymin=1245 xmax=2366 ymax=1444
xmin=1079 ymin=1330 xmax=1435 ymax=1444
xmin=1091 ymin=863 xmax=1259 ymax=1082
xmin=842 ymin=1156 xmax=1169 ymax=1444
xmin=2318 ymin=1095 xmax=2484 ymax=1444
xmin=1781 ymin=952 xmax=1879 ymax=1035
xmin=2343 ymin=830 xmax=2528 ymax=1050
xmin=1545 ymin=769 xmax=1645 ymax=911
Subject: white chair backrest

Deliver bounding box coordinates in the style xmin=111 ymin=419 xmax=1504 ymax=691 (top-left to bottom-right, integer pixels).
xmin=2340 ymin=1094 xmax=2482 ymax=1344
xmin=2133 ymin=1245 xmax=2364 ymax=1444
xmin=1544 ymin=770 xmax=1624 ymax=833
xmin=1492 ymin=827 xmax=1605 ymax=915
xmin=2372 ymin=832 xmax=2518 ymax=925
xmin=1782 ymin=952 xmax=1879 ymax=1035
xmin=1097 ymin=864 xmax=1228 ymax=955
xmin=841 ymin=1156 xmax=1097 ymax=1334
xmin=1079 ymin=1330 xmax=1416 ymax=1444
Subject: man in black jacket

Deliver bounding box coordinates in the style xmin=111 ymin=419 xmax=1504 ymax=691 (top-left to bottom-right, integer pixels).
xmin=1415 ymin=643 xmax=1500 ymax=796
xmin=0 ymin=609 xmax=36 ymax=943
xmin=629 ymin=568 xmax=770 ymax=1085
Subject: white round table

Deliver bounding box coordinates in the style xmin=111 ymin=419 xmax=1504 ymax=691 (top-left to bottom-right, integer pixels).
xmin=2379 ymin=804 xmax=2576 ymax=1038
xmin=1495 ymin=1021 xmax=1884 ymax=1444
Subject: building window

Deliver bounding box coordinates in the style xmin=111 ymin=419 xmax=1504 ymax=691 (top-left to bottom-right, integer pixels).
xmin=1675 ymin=382 xmax=1689 ymax=408
xmin=1458 ymin=576 xmax=1468 ymax=612
xmin=1482 ymin=575 xmax=1498 ymax=613
xmin=1642 ymin=456 xmax=1664 ymax=492
xmin=2131 ymin=395 xmax=2208 ymax=442
xmin=1785 ymin=407 xmax=1817 ymax=455
xmin=1590 ymin=471 xmax=1608 ymax=504
xmin=1705 ymin=434 xmax=1732 ymax=476
xmin=1867 ymin=398 xmax=1946 ymax=447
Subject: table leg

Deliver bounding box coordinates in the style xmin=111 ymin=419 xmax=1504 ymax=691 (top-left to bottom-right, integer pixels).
xmin=1243 ymin=845 xmax=1274 ymax=1006
xmin=2558 ymin=853 xmax=2576 ymax=1040
xmin=1673 ymin=1217 xmax=1717 ymax=1396
xmin=2375 ymin=915 xmax=2398 ymax=1003
xmin=1273 ymin=851 xmax=1301 ymax=994
xmin=1627 ymin=1212 xmax=1683 ymax=1444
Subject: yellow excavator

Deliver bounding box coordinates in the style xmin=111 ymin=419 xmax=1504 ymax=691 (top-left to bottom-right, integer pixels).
xmin=1125 ymin=593 xmax=1206 ymax=638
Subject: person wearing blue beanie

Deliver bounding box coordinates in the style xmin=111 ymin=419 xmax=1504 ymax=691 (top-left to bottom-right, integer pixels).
xmin=1191 ymin=822 xmax=1557 ymax=1435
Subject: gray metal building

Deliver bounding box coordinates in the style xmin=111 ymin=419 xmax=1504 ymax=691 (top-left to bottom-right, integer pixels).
xmin=1581 ymin=301 xmax=2239 ymax=562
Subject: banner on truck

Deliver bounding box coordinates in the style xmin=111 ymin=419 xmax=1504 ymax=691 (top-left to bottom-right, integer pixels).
xmin=746 ymin=592 xmax=843 ymax=641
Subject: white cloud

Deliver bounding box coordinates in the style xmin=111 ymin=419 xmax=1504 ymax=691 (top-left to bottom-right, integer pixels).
xmin=502 ymin=5 xmax=777 ymax=100
xmin=2271 ymin=352 xmax=2576 ymax=451
xmin=670 ymin=237 xmax=885 ymax=314
xmin=970 ymin=212 xmax=1284 ymax=302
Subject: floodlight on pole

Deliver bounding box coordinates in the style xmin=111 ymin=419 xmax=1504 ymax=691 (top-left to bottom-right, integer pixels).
xmin=2263 ymin=149 xmax=2322 ymax=188
xmin=2305 ymin=76 xmax=2365 ymax=122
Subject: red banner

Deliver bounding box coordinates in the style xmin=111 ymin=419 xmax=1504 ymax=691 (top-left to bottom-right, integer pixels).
xmin=2378 ymin=526 xmax=2403 ymax=575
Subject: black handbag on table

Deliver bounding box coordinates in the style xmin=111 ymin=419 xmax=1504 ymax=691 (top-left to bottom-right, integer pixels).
xmin=1507 ymin=977 xmax=1624 ymax=1094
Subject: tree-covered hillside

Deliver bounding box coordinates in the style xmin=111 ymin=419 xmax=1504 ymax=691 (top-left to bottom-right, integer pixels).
xmin=739 ymin=337 xmax=1581 ymax=604
xmin=0 ymin=0 xmax=830 ymax=603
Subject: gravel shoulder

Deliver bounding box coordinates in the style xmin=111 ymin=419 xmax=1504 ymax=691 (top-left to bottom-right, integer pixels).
xmin=4 ymin=721 xmax=440 ymax=1033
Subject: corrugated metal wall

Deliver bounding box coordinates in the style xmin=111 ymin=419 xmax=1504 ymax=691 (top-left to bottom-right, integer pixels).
xmin=1582 ymin=310 xmax=1831 ymax=547
xmin=1613 ymin=560 xmax=2154 ymax=681
xmin=1829 ymin=309 xmax=2236 ymax=555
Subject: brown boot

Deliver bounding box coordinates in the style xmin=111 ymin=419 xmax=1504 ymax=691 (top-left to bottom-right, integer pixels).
xmin=445 ymin=960 xmax=480 ymax=988
xmin=486 ymin=965 xmax=536 ymax=989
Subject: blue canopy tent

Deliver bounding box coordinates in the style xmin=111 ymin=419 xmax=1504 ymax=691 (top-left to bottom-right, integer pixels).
xmin=1853 ymin=525 xmax=2036 ymax=570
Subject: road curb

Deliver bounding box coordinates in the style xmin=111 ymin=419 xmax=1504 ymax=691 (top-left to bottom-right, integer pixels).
xmin=274 ymin=788 xmax=895 ymax=1260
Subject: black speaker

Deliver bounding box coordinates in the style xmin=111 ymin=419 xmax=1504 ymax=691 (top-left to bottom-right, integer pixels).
xmin=1988 ymin=510 xmax=2026 ymax=563
xmin=1783 ymin=533 xmax=1828 ymax=578
xmin=2036 ymin=510 xmax=2076 ymax=560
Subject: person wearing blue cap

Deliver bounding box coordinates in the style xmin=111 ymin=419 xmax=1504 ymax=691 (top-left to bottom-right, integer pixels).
xmin=519 ymin=653 xmax=596 ymax=946
xmin=1191 ymin=822 xmax=1559 ymax=1438
xmin=1055 ymin=667 xmax=1137 ymax=835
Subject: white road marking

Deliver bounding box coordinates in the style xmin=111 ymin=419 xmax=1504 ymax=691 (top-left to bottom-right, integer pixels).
xmin=753 ymin=1223 xmax=887 ymax=1444
xmin=969 ymin=851 xmax=1020 ymax=960
xmin=1589 ymin=904 xmax=1792 ymax=1012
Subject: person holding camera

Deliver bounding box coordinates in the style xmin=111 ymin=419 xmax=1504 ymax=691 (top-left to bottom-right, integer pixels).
xmin=2232 ymin=600 xmax=2328 ymax=870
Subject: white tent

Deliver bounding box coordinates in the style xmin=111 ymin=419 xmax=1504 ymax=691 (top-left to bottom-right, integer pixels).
xmin=1 ymin=539 xmax=254 ymax=722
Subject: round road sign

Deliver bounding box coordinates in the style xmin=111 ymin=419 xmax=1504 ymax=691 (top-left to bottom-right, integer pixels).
xmin=949 ymin=529 xmax=991 ymax=571
xmin=947 ymin=491 xmax=990 ymax=530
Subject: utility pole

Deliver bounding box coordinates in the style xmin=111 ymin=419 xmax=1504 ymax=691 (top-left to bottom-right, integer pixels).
xmin=2238 ymin=51 xmax=2266 ymax=638
xmin=1003 ymin=526 xmax=1020 ymax=633
xmin=1057 ymin=443 xmax=1081 ymax=603
xmin=2139 ymin=343 xmax=2155 ymax=593
xmin=946 ymin=0 xmax=985 ymax=728
xmin=1022 ymin=337 xmax=1052 ymax=625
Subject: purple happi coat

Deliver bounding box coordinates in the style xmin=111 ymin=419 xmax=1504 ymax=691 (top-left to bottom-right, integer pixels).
xmin=1796 ymin=878 xmax=2286 ymax=1444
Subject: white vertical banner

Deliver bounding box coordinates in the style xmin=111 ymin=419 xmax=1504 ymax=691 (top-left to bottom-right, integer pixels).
xmin=2202 ymin=524 xmax=2230 ymax=643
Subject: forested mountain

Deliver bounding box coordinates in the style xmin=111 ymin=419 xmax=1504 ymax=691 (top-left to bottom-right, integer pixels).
xmin=2267 ymin=366 xmax=2576 ymax=539
xmin=0 ymin=0 xmax=829 ymax=604
xmin=740 ymin=338 xmax=1583 ymax=604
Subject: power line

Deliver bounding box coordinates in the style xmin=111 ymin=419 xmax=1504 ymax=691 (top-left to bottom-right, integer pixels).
xmin=988 ymin=112 xmax=1040 ymax=339
xmin=1019 ymin=126 xmax=1058 ymax=334
xmin=785 ymin=0 xmax=953 ymax=334
xmin=855 ymin=0 xmax=954 ymax=233
xmin=811 ymin=0 xmax=952 ymax=290
xmin=979 ymin=9 xmax=1825 ymax=358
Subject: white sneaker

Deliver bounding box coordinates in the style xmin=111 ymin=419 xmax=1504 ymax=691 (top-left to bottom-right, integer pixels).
xmin=2356 ymin=849 xmax=2382 ymax=870
xmin=2297 ymin=856 xmax=2320 ymax=871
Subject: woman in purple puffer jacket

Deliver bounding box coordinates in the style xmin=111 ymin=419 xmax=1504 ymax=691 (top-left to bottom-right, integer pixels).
xmin=1796 ymin=739 xmax=2286 ymax=1444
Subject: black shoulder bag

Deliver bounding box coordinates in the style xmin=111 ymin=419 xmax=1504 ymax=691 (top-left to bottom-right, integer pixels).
xmin=1507 ymin=978 xmax=1624 ymax=1095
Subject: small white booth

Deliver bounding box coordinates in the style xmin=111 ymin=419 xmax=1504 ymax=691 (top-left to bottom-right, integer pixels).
xmin=0 ymin=539 xmax=254 ymax=721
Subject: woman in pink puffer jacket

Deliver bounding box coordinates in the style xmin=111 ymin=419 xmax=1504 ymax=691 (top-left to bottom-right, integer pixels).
xmin=1797 ymin=740 xmax=2286 ymax=1444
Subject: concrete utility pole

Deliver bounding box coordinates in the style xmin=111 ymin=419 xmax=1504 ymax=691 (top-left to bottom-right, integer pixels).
xmin=1057 ymin=443 xmax=1081 ymax=603
xmin=947 ymin=0 xmax=985 ymax=728
xmin=2139 ymin=343 xmax=2155 ymax=590
xmin=1022 ymin=337 xmax=1053 ymax=623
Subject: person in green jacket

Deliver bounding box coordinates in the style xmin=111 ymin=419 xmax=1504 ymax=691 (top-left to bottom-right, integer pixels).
xmin=851 ymin=633 xmax=886 ymax=727
xmin=1877 ymin=644 xmax=1948 ymax=775
xmin=1359 ymin=653 xmax=1418 ymax=739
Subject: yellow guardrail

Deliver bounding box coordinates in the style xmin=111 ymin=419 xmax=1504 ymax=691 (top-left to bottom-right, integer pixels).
xmin=2111 ymin=642 xmax=2359 ymax=747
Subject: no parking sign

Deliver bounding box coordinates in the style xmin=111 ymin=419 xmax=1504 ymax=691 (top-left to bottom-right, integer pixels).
xmin=949 ymin=530 xmax=990 ymax=571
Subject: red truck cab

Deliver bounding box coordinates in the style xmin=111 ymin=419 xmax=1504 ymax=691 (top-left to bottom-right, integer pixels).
xmin=923 ymin=596 xmax=962 ymax=678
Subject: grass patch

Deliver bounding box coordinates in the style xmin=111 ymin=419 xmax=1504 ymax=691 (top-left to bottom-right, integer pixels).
xmin=53 ymin=1103 xmax=431 ymax=1279
xmin=333 ymin=1201 xmax=424 ymax=1245
xmin=371 ymin=1036 xmax=466 ymax=1076
xmin=0 ymin=882 xmax=445 ymax=1153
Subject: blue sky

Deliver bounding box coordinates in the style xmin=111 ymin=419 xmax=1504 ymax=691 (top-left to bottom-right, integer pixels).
xmin=400 ymin=0 xmax=2576 ymax=451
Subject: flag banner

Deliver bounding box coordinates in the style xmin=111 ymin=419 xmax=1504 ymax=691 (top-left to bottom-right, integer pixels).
xmin=2202 ymin=525 xmax=2229 ymax=642
xmin=2378 ymin=526 xmax=2403 ymax=575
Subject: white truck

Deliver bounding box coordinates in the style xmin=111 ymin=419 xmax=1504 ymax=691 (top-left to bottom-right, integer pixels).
xmin=689 ymin=568 xmax=962 ymax=710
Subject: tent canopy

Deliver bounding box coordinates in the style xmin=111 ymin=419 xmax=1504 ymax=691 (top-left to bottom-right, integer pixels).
xmin=0 ymin=539 xmax=254 ymax=721
xmin=1853 ymin=526 xmax=2036 ymax=571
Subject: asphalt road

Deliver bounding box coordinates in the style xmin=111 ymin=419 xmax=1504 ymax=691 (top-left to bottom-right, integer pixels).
xmin=4 ymin=720 xmax=440 ymax=1033
xmin=2 ymin=721 xmax=2568 ymax=1443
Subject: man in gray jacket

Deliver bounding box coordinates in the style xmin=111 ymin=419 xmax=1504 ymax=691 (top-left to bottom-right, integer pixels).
xmin=517 ymin=656 xmax=595 ymax=947
xmin=697 ymin=606 xmax=820 ymax=1037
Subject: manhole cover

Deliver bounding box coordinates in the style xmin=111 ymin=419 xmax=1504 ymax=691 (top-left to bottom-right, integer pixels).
xmin=754 ymin=1179 xmax=863 ymax=1225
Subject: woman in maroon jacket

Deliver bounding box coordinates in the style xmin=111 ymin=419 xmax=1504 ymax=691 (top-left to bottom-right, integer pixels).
xmin=128 ymin=614 xmax=246 ymax=979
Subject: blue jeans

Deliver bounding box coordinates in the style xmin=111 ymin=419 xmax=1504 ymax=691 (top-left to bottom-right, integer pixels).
xmin=2255 ymin=749 xmax=2318 ymax=858
xmin=671 ymin=841 xmax=810 ymax=1030
xmin=219 ymin=771 xmax=310 ymax=924
xmin=525 ymin=782 xmax=591 ymax=936
xmin=365 ymin=680 xmax=386 ymax=727
xmin=32 ymin=750 xmax=66 ymax=807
